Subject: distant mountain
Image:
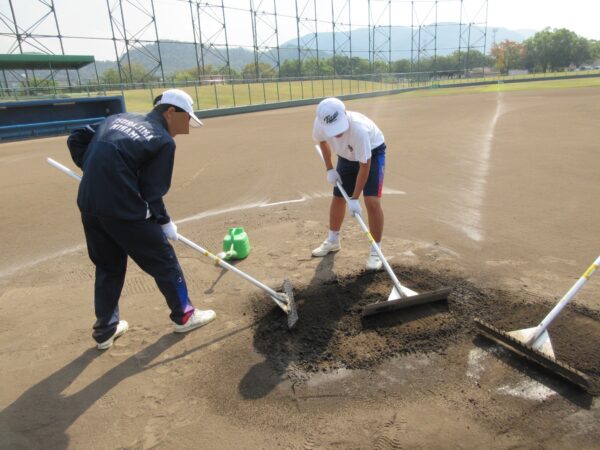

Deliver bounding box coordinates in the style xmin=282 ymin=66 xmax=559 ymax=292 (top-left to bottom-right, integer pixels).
xmin=5 ymin=25 xmax=536 ymax=84
xmin=102 ymin=24 xmax=536 ymax=78
xmin=73 ymin=41 xmax=256 ymax=82
xmin=78 ymin=60 xmax=116 ymax=81
xmin=124 ymin=41 xmax=256 ymax=75
xmin=280 ymin=24 xmax=536 ymax=60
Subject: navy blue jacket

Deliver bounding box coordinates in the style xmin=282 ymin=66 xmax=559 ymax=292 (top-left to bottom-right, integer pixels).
xmin=67 ymin=111 xmax=175 ymax=224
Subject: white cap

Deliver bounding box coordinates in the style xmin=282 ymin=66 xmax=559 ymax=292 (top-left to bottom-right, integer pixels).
xmin=316 ymin=97 xmax=349 ymax=137
xmin=158 ymin=89 xmax=203 ymax=127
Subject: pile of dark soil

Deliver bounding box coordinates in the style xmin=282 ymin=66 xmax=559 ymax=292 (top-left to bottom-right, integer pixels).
xmin=249 ymin=264 xmax=600 ymax=391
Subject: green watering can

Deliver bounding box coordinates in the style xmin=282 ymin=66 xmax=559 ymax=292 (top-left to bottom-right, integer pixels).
xmin=219 ymin=227 xmax=251 ymax=261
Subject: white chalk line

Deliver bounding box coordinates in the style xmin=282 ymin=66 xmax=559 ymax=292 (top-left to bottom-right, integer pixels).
xmin=450 ymin=93 xmax=504 ymax=242
xmin=1 ymin=188 xmax=406 ymax=279
xmin=177 ymin=188 xmax=405 ymax=223
xmin=0 ymin=244 xmax=86 ymax=280
xmin=176 ymin=200 xmax=267 ymax=224
xmin=466 ymin=348 xmax=487 ymax=379
xmin=260 ymin=188 xmax=406 ymax=208
xmin=497 ymin=380 xmax=555 ymax=401
xmin=261 ymin=198 xmax=305 ymax=207
xmin=467 ymin=348 xmax=555 ymax=401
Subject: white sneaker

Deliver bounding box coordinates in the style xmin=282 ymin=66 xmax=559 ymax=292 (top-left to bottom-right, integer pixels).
xmin=97 ymin=320 xmax=129 ymax=350
xmin=312 ymin=240 xmax=341 ymax=257
xmin=175 ymin=309 xmax=216 ymax=333
xmin=366 ymin=254 xmax=383 ymax=271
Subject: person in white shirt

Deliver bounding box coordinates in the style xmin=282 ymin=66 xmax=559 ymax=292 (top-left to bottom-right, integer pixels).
xmin=311 ymin=97 xmax=387 ymax=271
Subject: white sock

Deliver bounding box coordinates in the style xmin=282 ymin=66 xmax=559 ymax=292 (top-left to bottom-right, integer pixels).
xmin=370 ymin=242 xmax=381 ymax=256
xmin=328 ymin=230 xmax=340 ymax=244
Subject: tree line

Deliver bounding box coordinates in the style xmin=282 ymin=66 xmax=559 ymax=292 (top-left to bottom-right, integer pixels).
xmin=100 ymin=50 xmax=492 ymax=84
xmin=96 ymin=27 xmax=600 ymax=84
xmin=492 ymin=28 xmax=600 ymax=74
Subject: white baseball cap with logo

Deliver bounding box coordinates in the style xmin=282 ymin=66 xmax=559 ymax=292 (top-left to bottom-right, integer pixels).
xmin=158 ymin=89 xmax=204 ymax=127
xmin=317 ymin=97 xmax=349 ymax=137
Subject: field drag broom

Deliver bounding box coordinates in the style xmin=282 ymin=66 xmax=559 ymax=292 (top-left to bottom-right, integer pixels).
xmin=314 ymin=145 xmax=450 ymax=318
xmin=475 ymin=256 xmax=600 ymax=391
xmin=46 ymin=157 xmax=298 ymax=329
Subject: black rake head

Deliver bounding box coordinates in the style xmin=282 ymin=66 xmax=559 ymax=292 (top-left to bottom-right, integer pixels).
xmin=283 ymin=279 xmax=298 ymax=329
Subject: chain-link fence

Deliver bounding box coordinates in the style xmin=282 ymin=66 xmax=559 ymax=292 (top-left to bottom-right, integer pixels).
xmin=2 ymin=69 xmax=599 ymax=113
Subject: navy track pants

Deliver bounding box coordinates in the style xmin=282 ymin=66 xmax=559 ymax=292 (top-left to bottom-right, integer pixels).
xmin=81 ymin=213 xmax=194 ymax=343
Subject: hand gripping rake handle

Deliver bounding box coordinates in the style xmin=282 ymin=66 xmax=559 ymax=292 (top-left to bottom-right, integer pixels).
xmin=313 ymin=145 xmax=407 ymax=299
xmin=46 ymin=158 xmax=291 ymax=312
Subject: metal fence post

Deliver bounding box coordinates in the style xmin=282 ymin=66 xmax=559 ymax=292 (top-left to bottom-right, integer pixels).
xmin=193 ymin=83 xmax=200 ymax=109
xmin=214 ymin=82 xmax=219 ymax=109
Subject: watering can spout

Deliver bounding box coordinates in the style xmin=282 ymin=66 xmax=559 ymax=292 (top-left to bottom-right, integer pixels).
xmin=225 ymin=242 xmax=237 ymax=259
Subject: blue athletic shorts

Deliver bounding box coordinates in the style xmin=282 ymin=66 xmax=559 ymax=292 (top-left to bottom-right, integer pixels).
xmin=334 ymin=143 xmax=386 ymax=198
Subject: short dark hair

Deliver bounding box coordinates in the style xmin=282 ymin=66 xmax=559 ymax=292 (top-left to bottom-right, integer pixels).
xmin=153 ymin=94 xmax=186 ymax=113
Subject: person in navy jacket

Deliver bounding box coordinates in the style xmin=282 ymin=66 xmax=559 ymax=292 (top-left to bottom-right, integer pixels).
xmin=67 ymin=89 xmax=216 ymax=350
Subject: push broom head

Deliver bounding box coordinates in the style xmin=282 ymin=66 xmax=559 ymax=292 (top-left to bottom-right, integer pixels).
xmin=474 ymin=318 xmax=592 ymax=393
xmin=282 ymin=279 xmax=298 ymax=329
xmin=361 ymin=287 xmax=451 ymax=318
xmin=271 ymin=280 xmax=298 ymax=329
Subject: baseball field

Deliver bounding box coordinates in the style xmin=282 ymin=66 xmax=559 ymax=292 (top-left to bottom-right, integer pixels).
xmin=1 ymin=79 xmax=600 ymax=448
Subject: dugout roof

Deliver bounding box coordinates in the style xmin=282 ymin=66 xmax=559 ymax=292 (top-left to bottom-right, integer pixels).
xmin=0 ymin=54 xmax=95 ymax=70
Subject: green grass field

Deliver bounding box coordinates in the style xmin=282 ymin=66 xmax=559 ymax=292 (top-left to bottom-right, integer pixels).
xmin=405 ymin=76 xmax=600 ymax=98
xmin=107 ymin=78 xmax=407 ymax=113
xmin=116 ymin=74 xmax=600 ymax=113
xmin=3 ymin=72 xmax=599 ymax=113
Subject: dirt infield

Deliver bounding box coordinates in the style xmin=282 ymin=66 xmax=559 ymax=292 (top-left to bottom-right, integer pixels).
xmin=250 ymin=264 xmax=600 ymax=390
xmin=2 ymin=85 xmax=600 ymax=449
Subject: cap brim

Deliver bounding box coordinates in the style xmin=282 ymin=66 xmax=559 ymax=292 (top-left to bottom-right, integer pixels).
xmin=189 ymin=112 xmax=204 ymax=128
xmin=323 ymin=113 xmax=349 ymax=137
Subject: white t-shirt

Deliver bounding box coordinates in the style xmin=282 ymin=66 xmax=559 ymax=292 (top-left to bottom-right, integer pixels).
xmin=312 ymin=111 xmax=385 ymax=163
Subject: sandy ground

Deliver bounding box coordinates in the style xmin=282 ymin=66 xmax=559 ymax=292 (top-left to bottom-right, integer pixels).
xmin=1 ymin=85 xmax=600 ymax=449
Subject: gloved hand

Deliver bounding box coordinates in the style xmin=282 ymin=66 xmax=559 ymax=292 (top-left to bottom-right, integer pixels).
xmin=326 ymin=169 xmax=341 ymax=186
xmin=347 ymin=199 xmax=362 ymax=216
xmin=161 ymin=220 xmax=178 ymax=241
